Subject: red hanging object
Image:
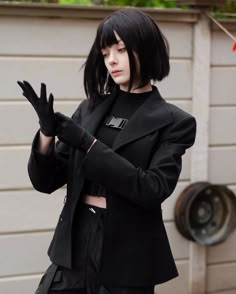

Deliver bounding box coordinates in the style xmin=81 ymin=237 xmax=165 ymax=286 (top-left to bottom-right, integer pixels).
xmin=232 ymin=42 xmax=236 ymax=51
xmin=205 ymin=13 xmax=236 ymax=52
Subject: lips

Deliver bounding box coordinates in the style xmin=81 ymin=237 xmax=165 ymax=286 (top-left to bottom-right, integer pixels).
xmin=111 ymin=70 xmax=122 ymax=76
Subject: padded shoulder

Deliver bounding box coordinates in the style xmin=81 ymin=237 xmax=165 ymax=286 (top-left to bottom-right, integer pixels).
xmin=166 ymin=101 xmax=195 ymax=123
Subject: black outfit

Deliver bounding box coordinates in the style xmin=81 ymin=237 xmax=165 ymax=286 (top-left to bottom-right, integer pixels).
xmin=30 ymin=86 xmax=196 ymax=293
xmin=82 ymin=89 xmax=149 ymax=197
xmin=96 ymin=89 xmax=148 ymax=147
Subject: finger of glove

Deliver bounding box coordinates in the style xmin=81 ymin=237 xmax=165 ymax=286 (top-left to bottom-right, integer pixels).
xmin=40 ymin=83 xmax=47 ymax=104
xmin=17 ymin=81 xmax=26 ymax=93
xmin=17 ymin=81 xmax=29 ymax=99
xmin=17 ymin=81 xmax=35 ymax=105
xmin=23 ymin=80 xmax=39 ymax=100
xmin=48 ymin=93 xmax=54 ymax=113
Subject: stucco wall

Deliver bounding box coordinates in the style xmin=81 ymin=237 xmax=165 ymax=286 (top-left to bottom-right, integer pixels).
xmin=0 ymin=3 xmax=235 ymax=294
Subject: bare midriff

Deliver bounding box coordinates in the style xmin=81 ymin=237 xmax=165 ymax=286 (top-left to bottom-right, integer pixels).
xmin=82 ymin=194 xmax=107 ymax=208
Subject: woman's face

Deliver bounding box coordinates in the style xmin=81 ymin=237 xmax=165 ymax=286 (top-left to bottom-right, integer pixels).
xmin=101 ymin=32 xmax=139 ymax=92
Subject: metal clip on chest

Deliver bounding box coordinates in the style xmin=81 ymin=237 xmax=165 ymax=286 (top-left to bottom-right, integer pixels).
xmin=105 ymin=116 xmax=128 ymax=130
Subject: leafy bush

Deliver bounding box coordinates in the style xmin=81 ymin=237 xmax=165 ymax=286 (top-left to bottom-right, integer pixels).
xmin=215 ymin=0 xmax=236 ymax=13
xmin=3 ymin=0 xmax=176 ymax=6
xmin=59 ymin=0 xmax=92 ymax=4
xmin=101 ymin=0 xmax=176 ymax=7
xmin=4 ymin=0 xmax=236 ymax=14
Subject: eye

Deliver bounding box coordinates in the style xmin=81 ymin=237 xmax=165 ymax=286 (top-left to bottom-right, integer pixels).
xmin=118 ymin=47 xmax=126 ymax=52
xmin=101 ymin=51 xmax=109 ymax=58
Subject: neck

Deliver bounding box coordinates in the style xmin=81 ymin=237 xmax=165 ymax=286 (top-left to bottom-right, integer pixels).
xmin=120 ymin=82 xmax=152 ymax=94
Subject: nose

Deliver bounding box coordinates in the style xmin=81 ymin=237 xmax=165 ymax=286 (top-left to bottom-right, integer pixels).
xmin=108 ymin=51 xmax=118 ymax=66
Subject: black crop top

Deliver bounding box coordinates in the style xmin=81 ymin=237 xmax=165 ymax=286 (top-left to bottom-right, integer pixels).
xmin=82 ymin=88 xmax=153 ymax=197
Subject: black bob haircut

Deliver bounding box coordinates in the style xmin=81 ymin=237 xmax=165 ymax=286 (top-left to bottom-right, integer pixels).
xmin=83 ymin=8 xmax=170 ymax=106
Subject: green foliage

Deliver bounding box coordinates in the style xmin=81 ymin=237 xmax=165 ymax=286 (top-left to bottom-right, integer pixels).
xmin=214 ymin=0 xmax=236 ymax=13
xmin=58 ymin=0 xmax=92 ymax=4
xmin=4 ymin=0 xmax=236 ymax=16
xmin=100 ymin=0 xmax=176 ymax=8
xmin=8 ymin=0 xmax=92 ymax=3
xmin=6 ymin=0 xmax=176 ymax=7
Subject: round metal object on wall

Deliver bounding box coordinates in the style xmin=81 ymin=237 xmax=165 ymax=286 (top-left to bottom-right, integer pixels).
xmin=174 ymin=182 xmax=236 ymax=246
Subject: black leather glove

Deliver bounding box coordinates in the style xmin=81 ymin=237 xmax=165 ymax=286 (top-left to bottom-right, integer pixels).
xmin=17 ymin=80 xmax=56 ymax=137
xmin=55 ymin=112 xmax=96 ymax=153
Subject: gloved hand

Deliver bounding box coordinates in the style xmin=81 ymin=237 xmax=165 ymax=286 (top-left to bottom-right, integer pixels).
xmin=55 ymin=112 xmax=96 ymax=153
xmin=17 ymin=80 xmax=56 ymax=137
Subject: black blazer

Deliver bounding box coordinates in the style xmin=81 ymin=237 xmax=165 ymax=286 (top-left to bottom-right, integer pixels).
xmin=28 ymin=86 xmax=196 ymax=286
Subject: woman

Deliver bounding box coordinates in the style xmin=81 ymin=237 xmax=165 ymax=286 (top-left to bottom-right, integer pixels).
xmin=18 ymin=8 xmax=196 ymax=294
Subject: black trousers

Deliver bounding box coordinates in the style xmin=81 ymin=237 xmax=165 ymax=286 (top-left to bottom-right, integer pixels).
xmin=36 ymin=203 xmax=154 ymax=294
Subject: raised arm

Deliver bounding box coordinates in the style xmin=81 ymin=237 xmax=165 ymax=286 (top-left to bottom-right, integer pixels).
xmin=17 ymin=81 xmax=68 ymax=193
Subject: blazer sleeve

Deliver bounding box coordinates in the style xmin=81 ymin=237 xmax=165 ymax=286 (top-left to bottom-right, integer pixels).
xmin=82 ymin=115 xmax=197 ymax=210
xmin=28 ymin=101 xmax=86 ymax=194
xmin=27 ymin=134 xmax=70 ymax=193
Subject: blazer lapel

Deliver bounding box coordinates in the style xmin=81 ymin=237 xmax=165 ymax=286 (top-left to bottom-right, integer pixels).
xmin=112 ymin=87 xmax=173 ymax=151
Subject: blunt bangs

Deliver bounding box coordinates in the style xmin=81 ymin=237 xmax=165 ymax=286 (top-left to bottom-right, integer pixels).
xmin=97 ymin=22 xmax=118 ymax=50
